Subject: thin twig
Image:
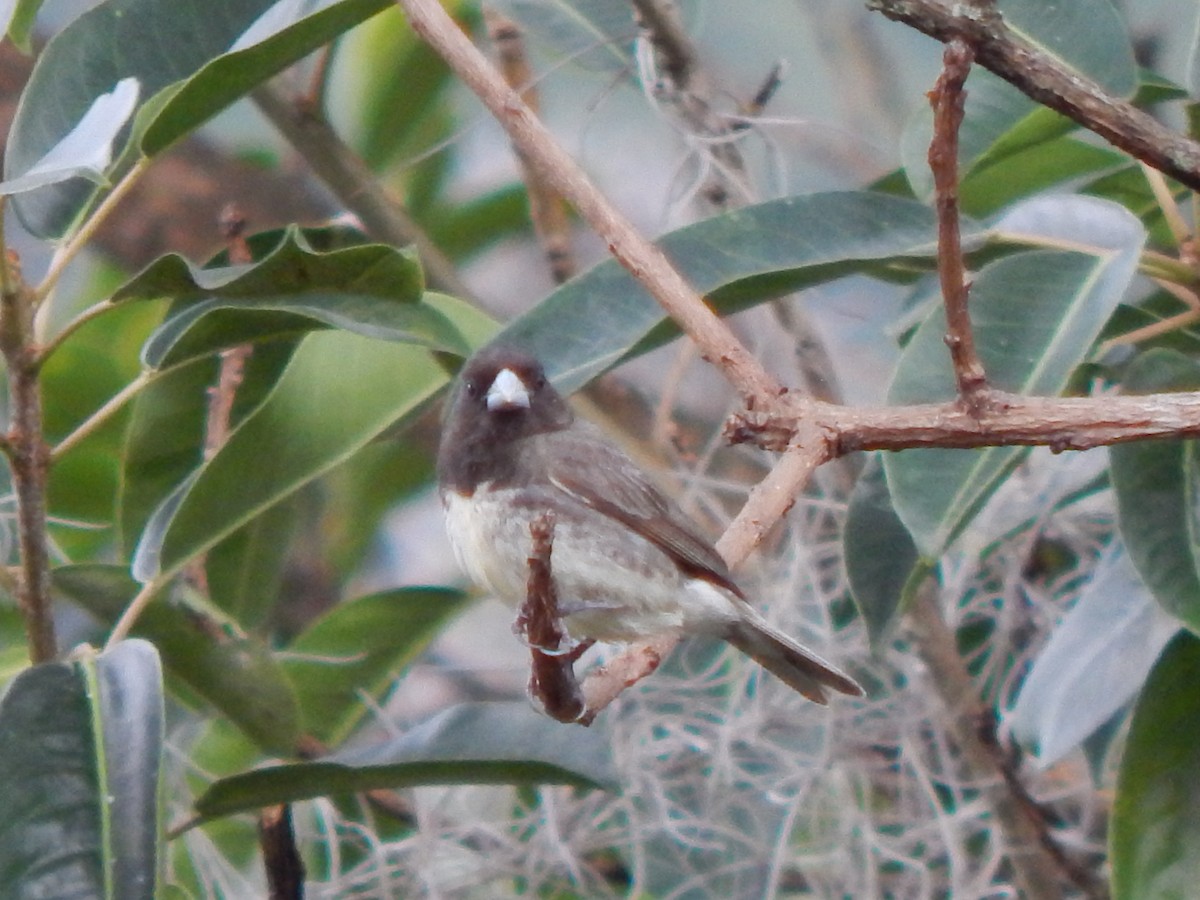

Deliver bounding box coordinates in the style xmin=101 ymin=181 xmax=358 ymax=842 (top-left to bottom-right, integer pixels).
xmin=33 ymin=158 xmax=152 ymax=308
xmin=104 ymin=577 xmax=163 ymax=651
xmin=204 ymin=207 xmax=254 ymax=461
xmin=1139 ymin=163 xmax=1192 ymax=252
xmin=485 ymin=10 xmax=577 ymax=284
xmin=868 ymin=0 xmax=1200 ymax=191
xmin=50 ymin=370 xmax=152 ymax=462
xmin=252 ymin=80 xmax=474 ymax=299
xmin=929 ymin=40 xmax=988 ymax=407
xmin=395 ymin=0 xmax=782 ymax=404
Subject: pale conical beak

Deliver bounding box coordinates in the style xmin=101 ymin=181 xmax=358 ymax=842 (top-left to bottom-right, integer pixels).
xmin=486 ymin=367 xmax=531 ymax=411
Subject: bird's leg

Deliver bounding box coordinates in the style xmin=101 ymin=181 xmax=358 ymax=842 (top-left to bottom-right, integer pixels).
xmin=521 ymin=511 xmax=588 ymax=723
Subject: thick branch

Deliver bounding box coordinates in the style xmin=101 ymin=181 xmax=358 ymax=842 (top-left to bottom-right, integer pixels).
xmin=0 ymin=261 xmax=55 ymax=662
xmin=728 ymin=390 xmax=1200 ymax=456
xmin=395 ymin=0 xmax=782 ymax=403
xmin=869 ymin=0 xmax=1200 ymax=191
xmin=929 ymin=40 xmax=988 ymax=405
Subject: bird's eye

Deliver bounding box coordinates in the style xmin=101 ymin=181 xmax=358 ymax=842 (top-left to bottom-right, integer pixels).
xmin=532 ymin=373 xmax=546 ymax=390
xmin=464 ymin=379 xmax=479 ymax=399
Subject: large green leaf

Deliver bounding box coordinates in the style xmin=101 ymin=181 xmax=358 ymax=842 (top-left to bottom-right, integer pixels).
xmin=0 ymin=640 xmax=164 ymax=900
xmin=132 ymin=292 xmax=493 ymax=585
xmin=1111 ymin=631 xmax=1200 ymax=900
xmin=497 ymin=191 xmax=982 ymax=394
xmin=117 ymin=342 xmax=298 ymax=556
xmin=901 ymin=0 xmax=1135 ymax=205
xmin=204 ymin=498 xmax=297 ymax=629
xmin=284 ymin=587 xmax=473 ymax=746
xmin=54 ymin=565 xmax=301 ymax=756
xmin=1012 ymin=540 xmax=1179 ymax=765
xmin=1003 ymin=0 xmax=1136 ymax=98
xmin=1110 ymin=349 xmax=1200 ymax=634
xmin=885 ymin=198 xmax=1144 ymax=557
xmin=111 ymin=226 xmax=467 ymax=368
xmin=6 ymin=0 xmax=386 ymax=237
xmin=193 ymin=701 xmax=619 ymax=821
xmin=843 ymin=454 xmax=925 ymax=644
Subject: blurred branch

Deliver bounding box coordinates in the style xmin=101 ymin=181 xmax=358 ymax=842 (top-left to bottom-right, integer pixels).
xmin=397 ymin=0 xmax=782 ymax=404
xmin=929 ymin=40 xmax=988 ymax=408
xmin=629 ymin=0 xmax=752 ymax=208
xmin=484 ymin=10 xmax=577 ymax=284
xmin=868 ymin=0 xmax=1200 ymax=191
xmin=908 ymin=587 xmax=1108 ymax=899
xmin=253 ymin=79 xmax=474 ymax=299
xmin=259 ymin=805 xmax=305 ymax=900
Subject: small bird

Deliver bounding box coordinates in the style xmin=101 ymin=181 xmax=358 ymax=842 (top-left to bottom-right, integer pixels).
xmin=436 ymin=345 xmax=863 ymax=704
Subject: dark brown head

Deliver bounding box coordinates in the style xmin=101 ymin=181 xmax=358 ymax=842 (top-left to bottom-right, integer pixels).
xmin=437 ymin=346 xmax=574 ymax=493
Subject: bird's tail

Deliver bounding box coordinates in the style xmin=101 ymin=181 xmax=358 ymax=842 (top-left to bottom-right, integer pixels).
xmin=724 ymin=612 xmax=862 ymax=704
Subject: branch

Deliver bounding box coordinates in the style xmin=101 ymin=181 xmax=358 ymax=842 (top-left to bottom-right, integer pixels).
xmin=519 ymin=510 xmax=587 ymax=723
xmin=868 ymin=0 xmax=1200 ymax=191
xmin=630 ymin=0 xmax=752 ymax=208
xmin=0 ymin=248 xmax=55 ymax=662
xmin=395 ymin=0 xmax=782 ymax=403
xmin=929 ymin=40 xmax=988 ymax=407
xmin=252 ymin=80 xmax=474 ymax=300
xmin=728 ymin=390 xmax=1200 ymax=456
xmin=907 ymin=588 xmax=1107 ymax=899
xmin=484 ymin=10 xmax=577 ymax=284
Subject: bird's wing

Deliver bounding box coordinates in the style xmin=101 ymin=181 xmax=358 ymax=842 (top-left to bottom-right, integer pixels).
xmin=542 ymin=428 xmax=745 ymax=598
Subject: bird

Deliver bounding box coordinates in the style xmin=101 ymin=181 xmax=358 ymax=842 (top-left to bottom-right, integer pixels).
xmin=436 ymin=344 xmax=863 ymax=704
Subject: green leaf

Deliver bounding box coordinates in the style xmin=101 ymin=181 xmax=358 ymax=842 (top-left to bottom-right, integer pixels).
xmin=1111 ymin=631 xmax=1200 ymax=900
xmin=111 ymin=226 xmax=468 ymax=368
xmin=901 ymin=0 xmax=1137 ymax=205
xmin=194 ymin=701 xmax=620 ymax=821
xmin=497 ymin=191 xmax=981 ymax=394
xmin=133 ymin=292 xmax=493 ymax=585
xmin=6 ymin=0 xmax=44 ymax=54
xmin=0 ymin=77 xmax=140 ymax=195
xmin=6 ymin=0 xmax=386 ymax=237
xmin=284 ymin=587 xmax=473 ymax=746
xmin=117 ymin=342 xmax=298 ymax=556
xmin=885 ymin=198 xmax=1144 ymax=557
xmin=0 ymin=640 xmax=164 ymax=900
xmin=843 ymin=454 xmax=924 ymax=644
xmin=1110 ymin=349 xmax=1200 ymax=634
xmin=140 ymin=0 xmax=389 ymax=156
xmin=54 ymin=565 xmax=302 ymax=756
xmin=1012 ymin=540 xmax=1179 ymax=765
xmin=205 ymin=498 xmax=297 ymax=629
xmin=1003 ymin=0 xmax=1136 ymax=98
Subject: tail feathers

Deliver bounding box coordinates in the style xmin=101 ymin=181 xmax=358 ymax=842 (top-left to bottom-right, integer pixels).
xmin=724 ymin=615 xmax=862 ymax=704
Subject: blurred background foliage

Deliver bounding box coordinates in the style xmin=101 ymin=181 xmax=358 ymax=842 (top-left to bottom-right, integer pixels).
xmin=0 ymin=0 xmax=1199 ymax=897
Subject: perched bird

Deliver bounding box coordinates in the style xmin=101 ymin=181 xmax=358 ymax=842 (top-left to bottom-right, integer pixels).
xmin=436 ymin=345 xmax=863 ymax=704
